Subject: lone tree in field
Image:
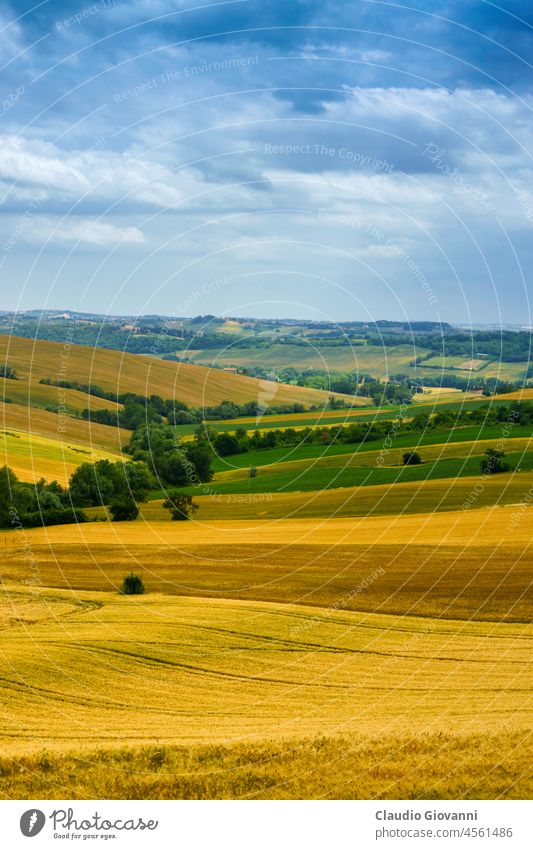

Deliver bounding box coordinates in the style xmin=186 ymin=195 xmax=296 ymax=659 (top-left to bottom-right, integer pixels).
xmin=109 ymin=495 xmax=139 ymax=522
xmin=122 ymin=573 xmax=145 ymax=595
xmin=163 ymin=492 xmax=198 ymax=521
xmin=480 ymin=448 xmax=510 ymax=475
xmin=402 ymin=451 xmax=422 ymax=466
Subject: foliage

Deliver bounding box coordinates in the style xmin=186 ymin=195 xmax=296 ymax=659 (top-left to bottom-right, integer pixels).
xmin=162 ymin=492 xmax=198 ymax=520
xmin=0 ymin=465 xmax=87 ymax=528
xmin=402 ymin=451 xmax=422 ymax=466
xmin=69 ymin=460 xmax=152 ymax=507
xmin=110 ymin=496 xmax=140 ymax=522
xmin=19 ymin=507 xmax=87 ymax=528
xmin=0 ymin=364 xmax=18 ymax=379
xmin=121 ymin=573 xmax=145 ymax=594
xmin=480 ymin=448 xmax=511 ymax=475
xmin=126 ymin=424 xmax=213 ymax=486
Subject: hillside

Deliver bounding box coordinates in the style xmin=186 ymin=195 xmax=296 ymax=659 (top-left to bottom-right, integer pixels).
xmin=0 ymin=334 xmax=353 ymax=409
xmin=1 ymin=401 xmax=127 ymax=458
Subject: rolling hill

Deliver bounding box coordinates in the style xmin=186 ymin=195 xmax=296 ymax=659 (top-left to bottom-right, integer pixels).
xmin=0 ymin=334 xmax=352 ymax=409
xmin=1 ymin=401 xmax=127 ymax=455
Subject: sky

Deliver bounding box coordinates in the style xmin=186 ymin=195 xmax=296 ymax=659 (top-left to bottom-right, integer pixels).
xmin=1 ymin=0 xmax=533 ymax=324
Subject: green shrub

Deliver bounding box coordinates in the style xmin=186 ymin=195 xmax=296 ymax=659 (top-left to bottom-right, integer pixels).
xmin=122 ymin=573 xmax=145 ymax=595
xmin=19 ymin=508 xmax=88 ymax=528
xmin=480 ymin=448 xmax=510 ymax=475
xmin=110 ymin=496 xmax=139 ymax=522
xmin=162 ymin=492 xmax=198 ymax=521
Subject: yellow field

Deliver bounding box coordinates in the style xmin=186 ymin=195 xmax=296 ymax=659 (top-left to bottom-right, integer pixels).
xmin=0 ymin=428 xmax=122 ymax=484
xmin=412 ymin=387 xmax=469 ymax=401
xmin=1 ymin=504 xmax=531 ymax=798
xmin=159 ymin=470 xmax=533 ymax=523
xmin=5 ymin=503 xmax=528 ymax=548
xmin=2 ymin=730 xmax=530 ymax=799
xmin=0 ymin=586 xmax=530 ymax=757
xmin=0 ymin=334 xmax=346 ymax=409
xmin=2 ymin=505 xmax=532 ymax=622
xmin=0 ymin=376 xmax=120 ymax=415
xmin=1 ymin=401 xmax=128 ymax=454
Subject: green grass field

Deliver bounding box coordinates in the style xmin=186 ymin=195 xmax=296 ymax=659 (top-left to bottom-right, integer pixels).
xmin=183 ymin=449 xmax=533 ymax=497
xmin=185 ymin=342 xmax=421 ymax=373
xmin=208 ymin=425 xmax=533 ymax=474
xmin=183 ymin=343 xmax=530 ymax=382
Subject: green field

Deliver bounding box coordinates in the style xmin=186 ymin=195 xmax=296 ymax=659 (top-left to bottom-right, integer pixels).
xmin=182 ymin=343 xmax=530 ymax=383
xmin=208 ymin=425 xmax=533 ymax=474
xmin=185 ymin=342 xmax=421 ymax=373
xmin=172 ymin=394 xmax=523 ymax=439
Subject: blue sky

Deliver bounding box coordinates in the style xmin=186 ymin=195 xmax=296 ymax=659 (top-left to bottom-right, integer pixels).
xmin=1 ymin=0 xmax=533 ymax=323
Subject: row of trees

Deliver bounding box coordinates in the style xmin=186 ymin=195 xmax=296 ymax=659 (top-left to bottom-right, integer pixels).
xmin=190 ymin=401 xmax=531 ymax=458
xmin=81 ymin=393 xmax=322 ymax=430
xmin=0 ymin=466 xmax=87 ymax=529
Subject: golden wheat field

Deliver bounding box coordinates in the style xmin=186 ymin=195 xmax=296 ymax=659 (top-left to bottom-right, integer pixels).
xmin=0 ymin=587 xmax=531 ymax=751
xmin=0 ymin=429 xmax=122 ymax=484
xmin=1 ymin=401 xmax=128 ymax=454
xmin=3 ymin=503 xmax=531 ymax=548
xmin=0 ymin=334 xmax=345 ymax=409
xmin=0 ymin=503 xmax=531 ymax=799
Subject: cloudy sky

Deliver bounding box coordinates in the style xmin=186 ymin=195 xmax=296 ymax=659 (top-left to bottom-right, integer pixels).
xmin=1 ymin=0 xmax=533 ymax=323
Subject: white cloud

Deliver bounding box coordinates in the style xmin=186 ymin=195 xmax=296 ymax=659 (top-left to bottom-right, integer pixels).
xmin=22 ymin=217 xmax=145 ymax=246
xmin=0 ymin=135 xmax=205 ymax=209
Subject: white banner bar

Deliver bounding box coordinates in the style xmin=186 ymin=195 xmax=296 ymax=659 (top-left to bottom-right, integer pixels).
xmin=1 ymin=799 xmax=531 ymax=848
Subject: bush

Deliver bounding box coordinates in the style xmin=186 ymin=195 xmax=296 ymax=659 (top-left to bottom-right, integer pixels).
xmin=162 ymin=492 xmax=198 ymax=521
xmin=122 ymin=573 xmax=145 ymax=595
xmin=19 ymin=508 xmax=88 ymax=528
xmin=109 ymin=496 xmax=139 ymax=522
xmin=480 ymin=448 xmax=510 ymax=475
xmin=0 ymin=364 xmax=18 ymax=380
xmin=403 ymin=451 xmax=422 ymax=466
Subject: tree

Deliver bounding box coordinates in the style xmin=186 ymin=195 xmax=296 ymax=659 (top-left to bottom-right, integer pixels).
xmin=110 ymin=496 xmax=139 ymax=521
xmin=69 ymin=460 xmax=152 ymax=506
xmin=403 ymin=451 xmax=422 ymax=466
xmin=119 ymin=462 xmax=152 ymax=501
xmin=0 ymin=465 xmax=18 ymax=526
xmin=162 ymin=492 xmax=198 ymax=521
xmin=185 ymin=445 xmax=213 ymax=482
xmin=122 ymin=573 xmax=145 ymax=594
xmin=68 ymin=460 xmax=118 ymax=506
xmin=480 ymin=448 xmax=510 ymax=475
xmin=127 ymin=424 xmax=213 ymax=485
xmin=215 ymin=433 xmax=243 ymax=457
